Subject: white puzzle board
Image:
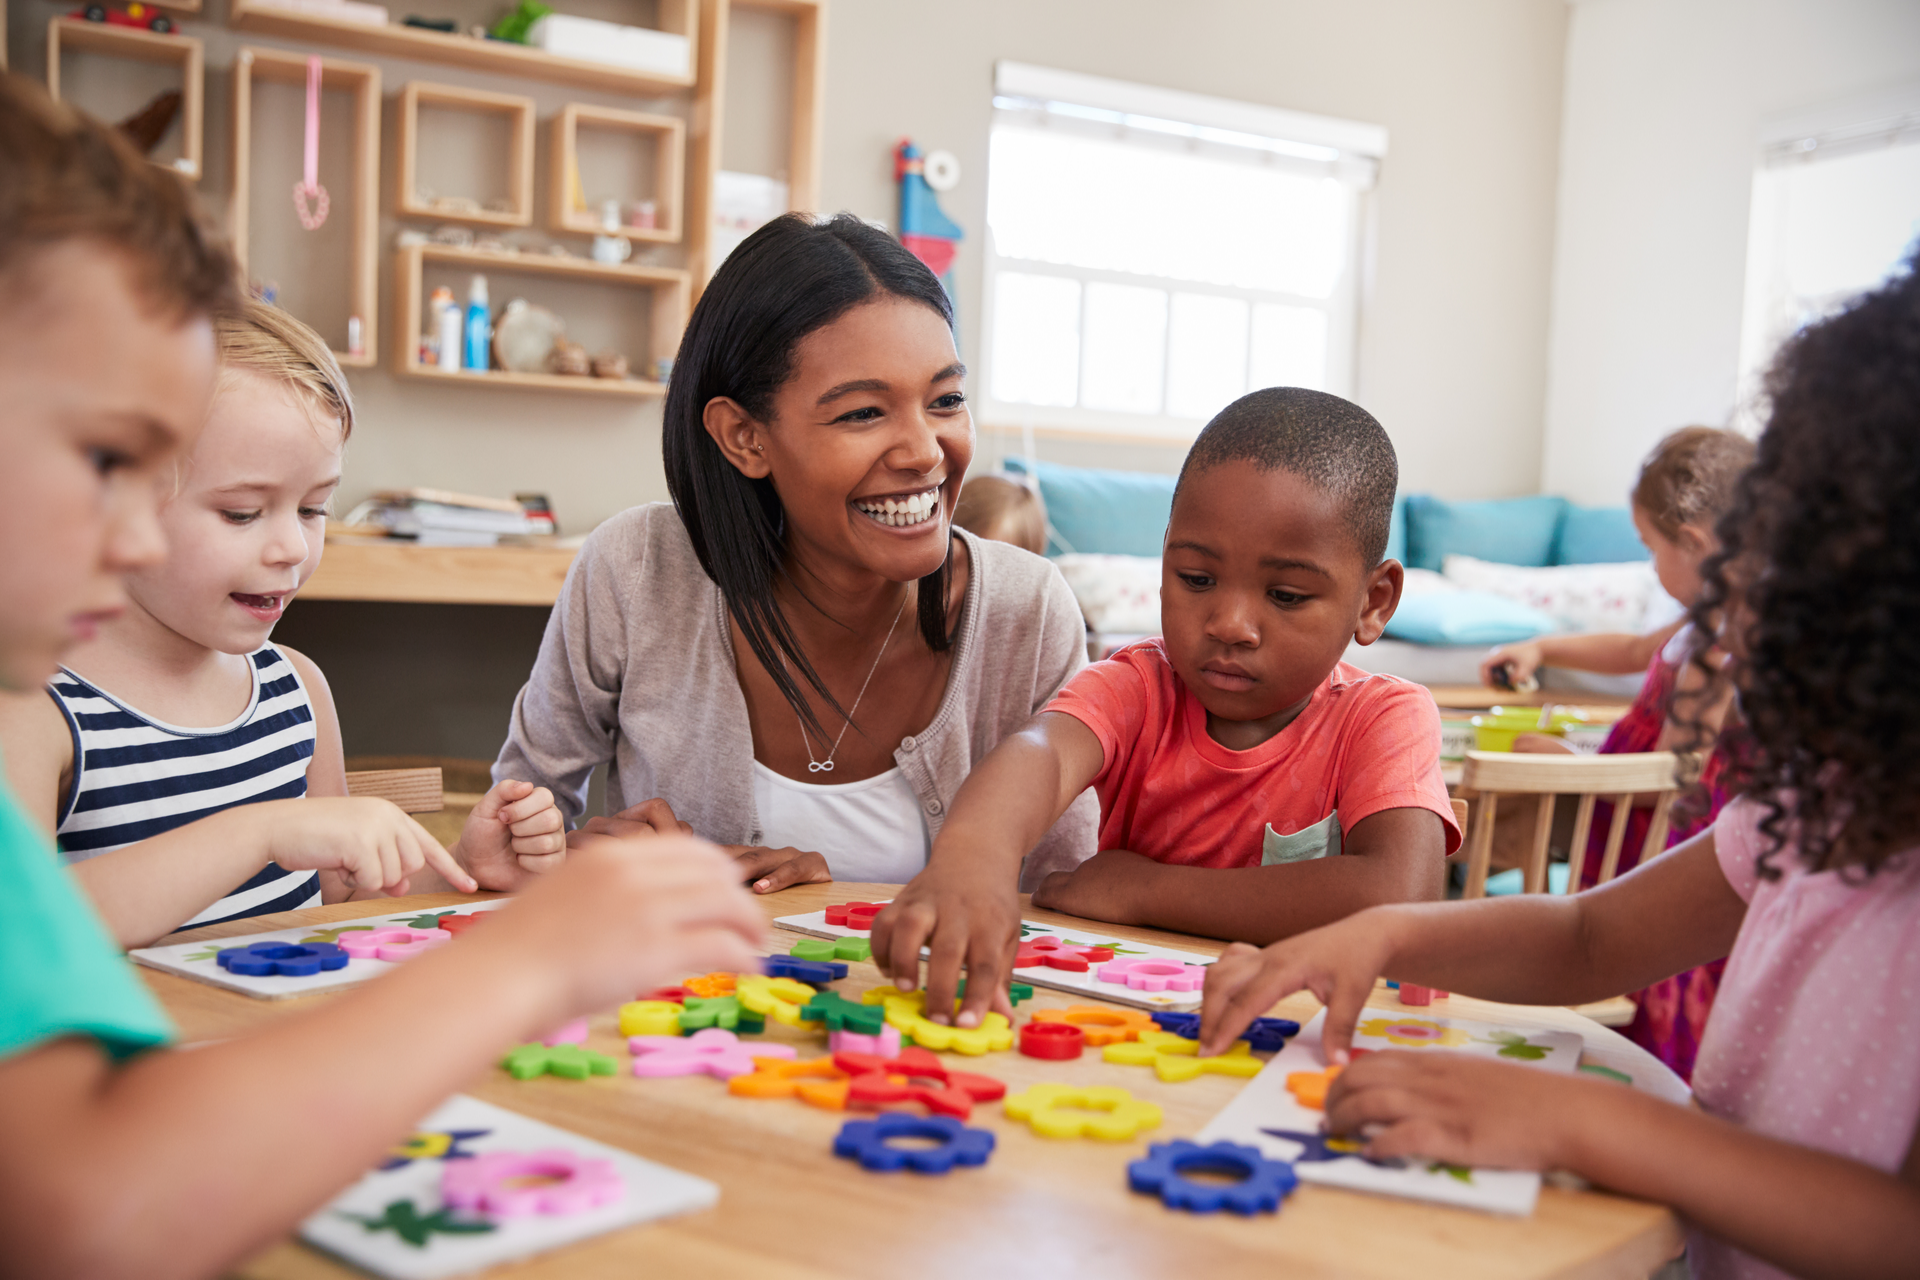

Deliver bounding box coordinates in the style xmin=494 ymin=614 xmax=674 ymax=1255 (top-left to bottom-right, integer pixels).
xmin=130 ymin=898 xmax=516 ymax=999
xmin=300 ymin=1093 xmax=717 ymax=1280
xmin=775 ymin=905 xmax=1217 ymax=1012
xmin=1199 ymin=1009 xmax=1585 ymax=1216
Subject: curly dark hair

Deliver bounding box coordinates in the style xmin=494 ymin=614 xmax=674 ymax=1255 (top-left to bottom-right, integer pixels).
xmin=1687 ymin=248 xmax=1920 ymax=880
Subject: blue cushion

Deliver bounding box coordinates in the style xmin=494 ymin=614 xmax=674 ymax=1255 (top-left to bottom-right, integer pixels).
xmin=1402 ymin=494 xmax=1567 ymax=571
xmin=1553 ymin=505 xmax=1647 ymax=565
xmin=1384 ymin=495 xmax=1406 ymax=565
xmin=1003 ymin=458 xmax=1175 ymax=558
xmin=1382 ymin=590 xmax=1558 ymax=646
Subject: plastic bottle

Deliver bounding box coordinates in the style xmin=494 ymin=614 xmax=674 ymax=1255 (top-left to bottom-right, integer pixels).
xmin=428 ymin=286 xmax=459 ymax=369
xmin=462 ymin=274 xmax=491 ymax=372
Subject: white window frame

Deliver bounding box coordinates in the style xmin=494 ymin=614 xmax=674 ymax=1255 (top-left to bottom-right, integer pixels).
xmin=979 ymin=61 xmax=1388 ymax=442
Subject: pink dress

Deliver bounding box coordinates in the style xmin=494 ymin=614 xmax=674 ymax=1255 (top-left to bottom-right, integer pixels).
xmin=1687 ymin=796 xmax=1920 ymax=1280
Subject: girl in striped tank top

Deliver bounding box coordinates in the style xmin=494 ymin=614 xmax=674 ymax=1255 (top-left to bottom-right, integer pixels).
xmin=0 ymin=302 xmax=563 ymax=947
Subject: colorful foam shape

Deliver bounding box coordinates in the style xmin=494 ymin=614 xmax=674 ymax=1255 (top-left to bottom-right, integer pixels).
xmin=864 ymin=988 xmax=1014 ymax=1054
xmin=1013 ymin=935 xmax=1115 ymax=972
xmin=1095 ymin=956 xmax=1207 ymax=992
xmin=728 ymin=1055 xmax=852 ymax=1109
xmin=834 ymin=1113 xmax=994 ymax=1174
xmin=338 ymin=926 xmax=452 ymax=962
xmin=1103 ymin=1033 xmax=1261 ymax=1082
xmin=540 ymin=1017 xmax=590 ymax=1046
xmin=500 ymin=1043 xmax=618 ymax=1081
xmin=735 ymin=974 xmax=816 ymax=1026
xmin=440 ymin=1149 xmax=624 ymax=1218
xmin=435 ymin=913 xmax=489 ymax=936
xmin=762 ymin=954 xmax=848 ymax=985
xmin=682 ymin=972 xmax=738 ymax=998
xmin=1128 ymin=1140 xmax=1298 ymax=1214
xmin=791 ymin=935 xmax=872 ymax=963
xmin=630 ymin=1028 xmax=794 ymax=1080
xmin=1150 ymin=1011 xmax=1301 ymax=1053
xmin=214 ymin=940 xmax=348 ymax=977
xmin=677 ymin=995 xmax=765 ymax=1034
xmin=834 ymin=1046 xmax=1006 ymax=1120
xmin=1029 ymin=1005 xmax=1157 ymax=1046
xmin=1285 ymin=1064 xmax=1344 ymax=1110
xmin=797 ymin=990 xmax=887 ymax=1036
xmin=618 ymin=1000 xmax=684 ymax=1038
xmin=1004 ymin=1084 xmax=1163 ymax=1141
xmin=823 ymin=901 xmax=886 ymax=931
xmin=642 ymin=985 xmax=692 ymax=1004
xmin=829 ymin=1025 xmax=902 ymax=1057
xmin=1018 ymin=1020 xmax=1084 ymax=1060
xmin=958 ymin=977 xmax=1035 ymax=1006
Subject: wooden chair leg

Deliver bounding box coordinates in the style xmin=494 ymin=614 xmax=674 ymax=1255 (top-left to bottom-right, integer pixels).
xmin=1523 ymin=793 xmax=1556 ymax=894
xmin=1639 ymin=790 xmax=1677 ymax=866
xmin=1595 ymin=792 xmax=1632 ymax=885
xmin=1563 ymin=793 xmax=1596 ymax=894
xmin=1463 ymin=792 xmax=1499 ymax=899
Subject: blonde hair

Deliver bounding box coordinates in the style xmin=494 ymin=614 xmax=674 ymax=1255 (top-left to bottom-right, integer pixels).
xmin=215 ymin=298 xmax=354 ymax=440
xmin=1631 ymin=426 xmax=1754 ymax=540
xmin=954 ymin=472 xmax=1047 ymax=555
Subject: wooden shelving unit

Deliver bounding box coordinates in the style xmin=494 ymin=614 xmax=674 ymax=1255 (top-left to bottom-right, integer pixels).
xmin=306 ymin=538 xmax=578 ymax=605
xmin=393 ymin=243 xmax=690 ymax=398
xmin=549 ymin=103 xmax=686 ymax=244
xmin=396 ymin=81 xmax=535 ymax=228
xmin=227 ymin=0 xmax=697 ymax=96
xmin=231 ymin=45 xmax=381 ymax=367
xmin=45 ymin=17 xmax=204 ymax=180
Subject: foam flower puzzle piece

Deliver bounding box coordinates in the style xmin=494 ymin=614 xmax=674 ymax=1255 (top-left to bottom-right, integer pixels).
xmin=798 ymin=990 xmax=887 ymax=1036
xmin=861 ymin=988 xmax=1015 ymax=1054
xmin=380 ymin=1127 xmax=490 ymax=1171
xmin=1013 ymin=935 xmax=1115 ymax=972
xmin=791 ymin=936 xmax=872 ymax=963
xmin=501 ymin=1043 xmax=618 ymax=1081
xmin=1004 ymin=1084 xmax=1163 ymax=1140
xmin=1355 ymin=1016 xmax=1471 ymax=1048
xmin=1129 ymin=1140 xmax=1298 ymax=1214
xmin=1030 ymin=1005 xmax=1158 ymax=1047
xmin=630 ymin=1028 xmax=795 ymax=1080
xmin=824 ymin=901 xmax=886 ymax=931
xmin=958 ymin=977 xmax=1035 ymax=1005
xmin=435 ymin=913 xmax=489 ymax=936
xmin=1096 ymin=956 xmax=1207 ymax=992
xmin=1104 ymin=1033 xmax=1261 ymax=1082
xmin=829 ymin=1025 xmax=902 ymax=1057
xmin=642 ymin=985 xmax=692 ymax=1004
xmin=728 ymin=1055 xmax=853 ymax=1109
xmin=1284 ymin=1064 xmax=1345 ymax=1110
xmin=682 ymin=972 xmax=738 ymax=998
xmin=762 ymin=954 xmax=848 ymax=985
xmin=215 ymin=940 xmax=347 ymax=977
xmin=833 ymin=1113 xmax=995 ymax=1173
xmin=834 ymin=1046 xmax=1006 ymax=1119
xmin=441 ymin=1149 xmax=624 ymax=1218
xmin=618 ymin=1000 xmax=684 ymax=1038
xmin=541 ymin=1018 xmax=590 ymax=1046
xmin=735 ymin=974 xmax=816 ymax=1026
xmin=338 ymin=926 xmax=453 ymax=962
xmin=677 ymin=996 xmax=765 ymax=1034
xmin=1150 ymin=1011 xmax=1301 ymax=1053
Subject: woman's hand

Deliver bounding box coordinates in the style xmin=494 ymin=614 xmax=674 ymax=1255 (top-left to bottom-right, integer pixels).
xmin=1198 ymin=913 xmax=1395 ymax=1059
xmin=1326 ymin=1050 xmax=1600 ymax=1171
xmin=870 ymin=860 xmax=1019 ymax=1029
xmin=572 ymin=797 xmax=693 ymax=844
xmin=729 ymin=846 xmax=832 ymax=894
xmin=1480 ymin=641 xmax=1544 ymax=691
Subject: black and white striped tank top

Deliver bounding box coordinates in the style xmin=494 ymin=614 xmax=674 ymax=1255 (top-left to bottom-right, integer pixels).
xmin=49 ymin=645 xmax=321 ymax=929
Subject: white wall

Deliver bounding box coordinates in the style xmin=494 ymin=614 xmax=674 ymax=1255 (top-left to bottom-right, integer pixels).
xmin=1541 ymin=0 xmax=1920 ymax=505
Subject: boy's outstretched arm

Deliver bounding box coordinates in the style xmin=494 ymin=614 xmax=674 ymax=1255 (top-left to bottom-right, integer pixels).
xmin=1031 ymin=806 xmax=1446 ymax=945
xmin=871 ymin=712 xmax=1104 ymax=1029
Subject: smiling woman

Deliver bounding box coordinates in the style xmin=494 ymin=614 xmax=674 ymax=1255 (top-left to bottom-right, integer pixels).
xmin=492 ymin=214 xmax=1097 ymax=893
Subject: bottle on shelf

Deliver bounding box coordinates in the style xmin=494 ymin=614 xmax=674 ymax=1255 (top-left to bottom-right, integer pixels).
xmin=428 ymin=285 xmax=459 ymax=369
xmin=462 ymin=274 xmax=491 ymax=373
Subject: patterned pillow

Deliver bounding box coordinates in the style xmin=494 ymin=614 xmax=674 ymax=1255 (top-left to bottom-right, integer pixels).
xmin=1440 ymin=554 xmax=1659 ymax=633
xmin=1052 ymin=554 xmax=1162 ymax=634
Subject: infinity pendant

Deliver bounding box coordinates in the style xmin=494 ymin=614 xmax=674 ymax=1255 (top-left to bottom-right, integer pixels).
xmin=809 ymin=760 xmax=833 ymax=773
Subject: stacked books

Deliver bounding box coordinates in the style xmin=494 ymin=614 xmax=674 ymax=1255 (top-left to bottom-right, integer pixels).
xmin=344 ymin=488 xmax=550 ymax=547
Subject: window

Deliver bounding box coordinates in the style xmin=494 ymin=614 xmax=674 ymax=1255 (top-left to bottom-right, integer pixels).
xmin=981 ymin=62 xmax=1386 ymax=439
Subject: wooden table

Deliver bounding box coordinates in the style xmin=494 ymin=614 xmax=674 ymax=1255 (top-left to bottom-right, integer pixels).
xmin=144 ymin=884 xmax=1683 ymax=1280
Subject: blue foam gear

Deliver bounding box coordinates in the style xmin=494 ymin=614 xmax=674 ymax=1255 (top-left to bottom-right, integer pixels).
xmin=1149 ymin=1011 xmax=1301 ymax=1052
xmin=215 ymin=941 xmax=349 ymax=977
xmin=1128 ymin=1140 xmax=1298 ymax=1214
xmin=760 ymin=955 xmax=848 ymax=985
xmin=833 ymin=1114 xmax=996 ymax=1174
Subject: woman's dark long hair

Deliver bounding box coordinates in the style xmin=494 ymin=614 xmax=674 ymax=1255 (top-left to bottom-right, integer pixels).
xmin=663 ymin=212 xmax=959 ymax=742
xmin=1682 ymin=247 xmax=1920 ymax=880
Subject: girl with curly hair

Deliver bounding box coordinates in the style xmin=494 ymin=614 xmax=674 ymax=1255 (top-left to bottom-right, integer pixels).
xmin=1200 ymin=250 xmax=1920 ymax=1280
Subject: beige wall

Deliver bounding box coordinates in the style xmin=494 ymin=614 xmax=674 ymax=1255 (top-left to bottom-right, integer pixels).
xmin=1541 ymin=0 xmax=1920 ymax=505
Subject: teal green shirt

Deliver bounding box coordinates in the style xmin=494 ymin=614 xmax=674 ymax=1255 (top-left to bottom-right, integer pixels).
xmin=0 ymin=754 xmax=173 ymax=1060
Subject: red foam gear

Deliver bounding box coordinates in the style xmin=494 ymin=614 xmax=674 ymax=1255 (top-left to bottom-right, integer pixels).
xmin=437 ymin=914 xmax=488 ymax=936
xmin=643 ymin=986 xmax=692 ymax=1004
xmin=1398 ymin=984 xmax=1434 ymax=1006
xmin=1012 ymin=936 xmax=1115 ymax=972
xmin=1018 ymin=1020 xmax=1085 ymax=1060
xmin=833 ymin=1047 xmax=1005 ymax=1120
xmin=824 ymin=901 xmax=885 ymax=931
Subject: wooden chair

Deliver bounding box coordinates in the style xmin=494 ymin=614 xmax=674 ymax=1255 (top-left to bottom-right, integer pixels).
xmin=343 ymin=767 xmax=444 ymax=814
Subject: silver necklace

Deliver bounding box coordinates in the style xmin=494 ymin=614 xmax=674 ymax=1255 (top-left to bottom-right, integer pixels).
xmin=793 ymin=594 xmax=909 ymax=773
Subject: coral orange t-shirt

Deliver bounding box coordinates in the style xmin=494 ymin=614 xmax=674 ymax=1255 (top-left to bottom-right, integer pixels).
xmin=1044 ymin=640 xmax=1460 ymax=868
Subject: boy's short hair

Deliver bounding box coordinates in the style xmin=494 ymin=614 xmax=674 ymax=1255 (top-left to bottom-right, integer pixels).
xmin=1176 ymin=387 xmax=1399 ymax=566
xmin=1631 ymin=425 xmax=1754 ymax=540
xmin=953 ymin=472 xmax=1047 ymax=555
xmin=217 ymin=298 xmax=355 ymax=441
xmin=0 ymin=73 xmax=235 ymax=320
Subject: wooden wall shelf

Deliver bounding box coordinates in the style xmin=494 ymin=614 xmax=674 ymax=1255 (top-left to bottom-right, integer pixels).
xmin=232 ymin=45 xmax=380 ymax=367
xmin=549 ymin=103 xmax=686 ymax=244
xmin=226 ymin=0 xmax=697 ymax=96
xmin=393 ymin=243 xmax=690 ymax=397
xmin=306 ymin=538 xmax=578 ymax=605
xmin=46 ymin=18 xmax=204 ymax=181
xmin=397 ymin=81 xmax=535 ymax=228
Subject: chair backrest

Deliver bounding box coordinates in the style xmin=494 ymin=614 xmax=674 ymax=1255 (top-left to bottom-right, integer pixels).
xmin=1455 ymin=751 xmax=1680 ymax=899
xmin=1447 ymin=797 xmax=1470 ymax=856
xmin=344 ymin=767 xmax=444 ymax=814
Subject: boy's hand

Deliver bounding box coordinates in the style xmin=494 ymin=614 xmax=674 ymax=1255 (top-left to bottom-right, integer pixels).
xmin=1029 ymin=848 xmax=1154 ymax=921
xmin=870 ymin=862 xmax=1018 ymax=1029
xmin=454 ymin=780 xmax=566 ymax=891
xmin=1198 ymin=916 xmax=1391 ymax=1059
xmin=479 ymin=832 xmax=766 ymax=1016
xmin=730 ymin=845 xmax=831 ymax=894
xmin=1326 ymin=1050 xmax=1590 ymax=1171
xmin=266 ymin=797 xmax=476 ymax=896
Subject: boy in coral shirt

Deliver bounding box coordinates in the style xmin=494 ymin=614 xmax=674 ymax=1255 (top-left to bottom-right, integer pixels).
xmin=876 ymin=387 xmax=1458 ymax=1025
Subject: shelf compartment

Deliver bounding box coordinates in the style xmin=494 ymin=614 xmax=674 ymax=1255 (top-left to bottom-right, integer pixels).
xmin=226 ymin=0 xmax=697 ymax=96
xmin=549 ymin=103 xmax=686 ymax=244
xmin=397 ymin=81 xmax=535 ymax=228
xmin=45 ymin=17 xmax=204 ymax=181
xmin=231 ymin=45 xmax=381 ymax=367
xmin=394 ymin=243 xmax=690 ymax=398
